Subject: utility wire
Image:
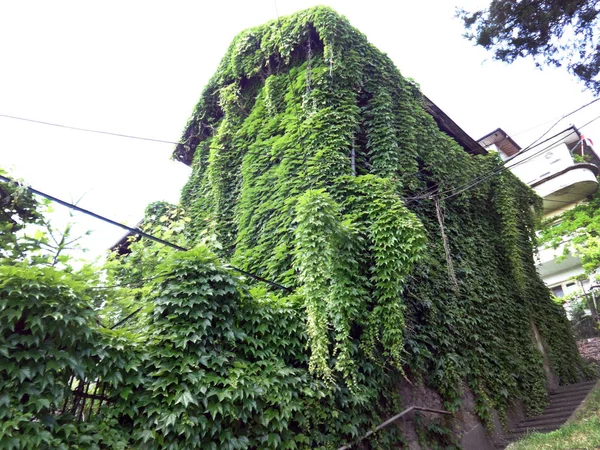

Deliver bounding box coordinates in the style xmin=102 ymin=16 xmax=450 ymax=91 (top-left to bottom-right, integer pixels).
xmin=110 ymin=306 xmax=145 ymax=330
xmin=443 ymin=132 xmax=576 ymax=201
xmin=519 ymin=97 xmax=600 ymax=154
xmin=89 ymin=274 xmax=165 ymax=290
xmin=407 ymin=99 xmax=600 ymax=203
xmin=405 ymin=131 xmax=567 ymax=203
xmin=579 ymin=113 xmax=600 ymax=130
xmin=448 ymin=117 xmax=600 ymax=201
xmin=0 ymin=113 xmax=182 ymax=146
xmin=0 ymin=174 xmax=292 ymax=292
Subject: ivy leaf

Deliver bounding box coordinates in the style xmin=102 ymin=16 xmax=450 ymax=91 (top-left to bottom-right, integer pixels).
xmin=176 ymin=390 xmax=197 ymax=407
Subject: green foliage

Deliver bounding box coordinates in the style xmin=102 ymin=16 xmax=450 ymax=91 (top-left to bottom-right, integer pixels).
xmin=120 ymin=248 xmax=408 ymax=449
xmin=0 ymin=169 xmax=43 ymax=262
xmin=458 ymin=0 xmax=600 ymax=94
xmin=415 ymin=413 xmax=459 ymax=450
xmin=0 ymin=264 xmax=132 ymax=450
xmin=177 ymin=6 xmax=584 ymax=431
xmin=1 ymin=168 xmax=96 ymax=272
xmin=539 ymin=190 xmax=600 ymax=275
xmin=102 ymin=201 xmax=198 ymax=328
xmin=1 ymin=6 xmax=590 ymax=449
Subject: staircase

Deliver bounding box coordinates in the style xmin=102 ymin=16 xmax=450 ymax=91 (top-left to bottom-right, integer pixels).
xmin=495 ymin=380 xmax=597 ymax=449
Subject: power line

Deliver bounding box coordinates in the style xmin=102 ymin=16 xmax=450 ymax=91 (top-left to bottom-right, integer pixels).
xmin=408 ymin=98 xmax=600 ymax=203
xmin=0 ymin=174 xmax=291 ymax=292
xmin=110 ymin=306 xmax=145 ymax=330
xmin=443 ymin=133 xmax=573 ymax=201
xmin=519 ymin=97 xmax=600 ymax=154
xmin=90 ymin=274 xmax=165 ymax=290
xmin=579 ymin=113 xmax=600 ymax=130
xmin=405 ymin=129 xmax=569 ymax=203
xmin=0 ymin=113 xmax=183 ymax=146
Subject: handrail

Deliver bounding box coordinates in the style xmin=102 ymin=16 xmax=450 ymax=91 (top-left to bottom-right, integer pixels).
xmin=337 ymin=406 xmax=451 ymax=450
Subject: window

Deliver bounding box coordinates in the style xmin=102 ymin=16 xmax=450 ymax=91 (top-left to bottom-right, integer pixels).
xmin=551 ymin=285 xmax=565 ymax=297
xmin=565 ymin=282 xmax=578 ymax=295
xmin=550 ymin=281 xmax=581 ymax=298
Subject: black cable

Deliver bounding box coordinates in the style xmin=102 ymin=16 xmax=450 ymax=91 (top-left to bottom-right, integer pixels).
xmin=447 ymin=119 xmax=600 ymax=201
xmin=579 ymin=113 xmax=600 ymax=130
xmin=0 ymin=113 xmax=182 ymax=145
xmin=0 ymin=174 xmax=292 ymax=292
xmin=415 ymin=125 xmax=589 ymax=203
xmin=110 ymin=306 xmax=144 ymax=330
xmin=445 ymin=104 xmax=600 ymax=201
xmin=405 ymin=98 xmax=600 ymax=203
xmin=443 ymin=134 xmax=575 ymax=201
xmin=520 ymin=97 xmax=600 ymax=153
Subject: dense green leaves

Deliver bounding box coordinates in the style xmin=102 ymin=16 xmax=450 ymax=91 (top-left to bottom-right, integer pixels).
xmin=0 ymin=264 xmax=131 ymax=450
xmin=0 ymin=169 xmax=43 ymax=262
xmin=176 ymin=4 xmax=585 ymax=438
xmin=1 ymin=5 xmax=590 ymax=449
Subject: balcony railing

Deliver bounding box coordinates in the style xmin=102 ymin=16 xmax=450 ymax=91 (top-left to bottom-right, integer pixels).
xmin=531 ymin=163 xmax=598 ymax=213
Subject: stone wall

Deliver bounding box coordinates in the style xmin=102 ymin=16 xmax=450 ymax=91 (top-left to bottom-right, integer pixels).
xmin=577 ymin=337 xmax=600 ymax=362
xmin=389 ymin=380 xmax=526 ymax=450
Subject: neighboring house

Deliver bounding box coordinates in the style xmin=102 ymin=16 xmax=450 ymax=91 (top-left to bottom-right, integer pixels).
xmin=477 ymin=127 xmax=600 ymax=304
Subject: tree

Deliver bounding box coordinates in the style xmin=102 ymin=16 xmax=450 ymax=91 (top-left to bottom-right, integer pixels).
xmin=0 ymin=168 xmax=93 ymax=268
xmin=458 ymin=0 xmax=600 ymax=94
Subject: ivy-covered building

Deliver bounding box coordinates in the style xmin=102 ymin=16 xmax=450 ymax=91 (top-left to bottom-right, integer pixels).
xmin=2 ymin=7 xmax=594 ymax=450
xmin=163 ymin=7 xmax=590 ymax=448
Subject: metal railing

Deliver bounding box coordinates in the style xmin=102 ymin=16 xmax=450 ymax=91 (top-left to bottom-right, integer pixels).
xmin=337 ymin=406 xmax=451 ymax=450
xmin=59 ymin=374 xmax=111 ymax=422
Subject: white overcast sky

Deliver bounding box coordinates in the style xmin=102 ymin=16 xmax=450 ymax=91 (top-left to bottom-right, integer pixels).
xmin=1 ymin=0 xmax=600 ymax=261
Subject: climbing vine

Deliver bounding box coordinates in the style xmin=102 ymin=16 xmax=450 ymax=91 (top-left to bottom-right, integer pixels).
xmin=1 ymin=6 xmax=591 ymax=449
xmin=177 ymin=3 xmax=587 ymax=429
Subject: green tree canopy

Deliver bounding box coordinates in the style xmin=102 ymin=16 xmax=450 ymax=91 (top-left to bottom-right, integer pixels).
xmin=459 ymin=0 xmax=600 ymax=94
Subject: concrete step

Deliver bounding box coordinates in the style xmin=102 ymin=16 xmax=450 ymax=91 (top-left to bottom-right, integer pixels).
xmin=549 ymin=381 xmax=596 ymax=395
xmin=519 ymin=411 xmax=573 ymax=427
xmin=548 ymin=391 xmax=592 ymax=403
xmin=494 ymin=381 xmax=598 ymax=449
xmin=542 ymin=401 xmax=583 ymax=413
xmin=518 ymin=415 xmax=570 ymax=428
xmin=549 ymin=389 xmax=591 ymax=400
xmin=543 ymin=402 xmax=583 ymax=413
xmin=546 ymin=394 xmax=586 ymax=408
xmin=546 ymin=396 xmax=585 ymax=409
xmin=513 ymin=423 xmax=561 ymax=433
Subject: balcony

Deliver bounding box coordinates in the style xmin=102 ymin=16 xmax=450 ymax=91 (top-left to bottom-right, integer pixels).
xmin=531 ymin=163 xmax=599 ymax=213
xmin=536 ymin=240 xmax=585 ymax=283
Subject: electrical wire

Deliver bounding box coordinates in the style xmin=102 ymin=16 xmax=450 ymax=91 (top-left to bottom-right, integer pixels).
xmin=518 ymin=97 xmax=600 ymax=154
xmin=407 ymin=98 xmax=600 ymax=203
xmin=447 ymin=116 xmax=600 ymax=201
xmin=0 ymin=113 xmax=183 ymax=145
xmin=443 ymin=133 xmax=576 ymax=201
xmin=405 ymin=129 xmax=569 ymax=203
xmin=89 ymin=274 xmax=165 ymax=290
xmin=0 ymin=174 xmax=292 ymax=292
xmin=579 ymin=113 xmax=600 ymax=130
xmin=110 ymin=306 xmax=145 ymax=330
